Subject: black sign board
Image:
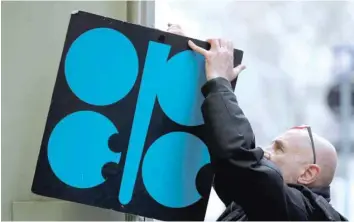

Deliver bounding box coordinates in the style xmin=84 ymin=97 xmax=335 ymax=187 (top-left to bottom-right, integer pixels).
xmin=32 ymin=11 xmax=243 ymax=221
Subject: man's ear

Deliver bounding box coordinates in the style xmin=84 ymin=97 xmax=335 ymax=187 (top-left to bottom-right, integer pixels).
xmin=297 ymin=164 xmax=321 ymax=185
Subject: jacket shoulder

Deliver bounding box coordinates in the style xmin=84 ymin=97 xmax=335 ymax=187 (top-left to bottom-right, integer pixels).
xmin=289 ymin=184 xmax=347 ymax=221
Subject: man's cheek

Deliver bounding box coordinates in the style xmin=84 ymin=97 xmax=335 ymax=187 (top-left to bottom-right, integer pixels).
xmin=273 ymin=157 xmax=286 ymax=172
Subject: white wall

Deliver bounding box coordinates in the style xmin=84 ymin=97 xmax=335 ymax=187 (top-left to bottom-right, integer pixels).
xmin=1 ymin=2 xmax=128 ymax=220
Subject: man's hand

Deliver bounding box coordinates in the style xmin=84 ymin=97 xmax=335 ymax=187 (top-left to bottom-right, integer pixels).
xmin=166 ymin=23 xmax=185 ymax=36
xmin=166 ymin=24 xmax=245 ymax=82
xmin=188 ymin=39 xmax=246 ymax=82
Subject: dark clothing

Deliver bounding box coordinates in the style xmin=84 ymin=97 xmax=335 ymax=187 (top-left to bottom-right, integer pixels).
xmin=217 ymin=201 xmax=247 ymax=221
xmin=201 ymin=77 xmax=347 ymax=221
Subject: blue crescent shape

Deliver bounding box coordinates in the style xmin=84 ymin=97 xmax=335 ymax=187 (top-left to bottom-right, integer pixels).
xmin=65 ymin=28 xmax=139 ymax=106
xmin=48 ymin=111 xmax=120 ymax=188
xmin=142 ymin=132 xmax=210 ymax=208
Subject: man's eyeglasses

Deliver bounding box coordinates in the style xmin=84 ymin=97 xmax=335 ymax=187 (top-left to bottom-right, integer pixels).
xmin=291 ymin=125 xmax=316 ymax=164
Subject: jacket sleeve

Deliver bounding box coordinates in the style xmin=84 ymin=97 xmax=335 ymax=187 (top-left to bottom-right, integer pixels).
xmin=201 ymin=77 xmax=309 ymax=221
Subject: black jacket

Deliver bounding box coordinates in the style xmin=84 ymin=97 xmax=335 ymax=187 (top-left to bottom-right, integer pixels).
xmin=201 ymin=77 xmax=347 ymax=221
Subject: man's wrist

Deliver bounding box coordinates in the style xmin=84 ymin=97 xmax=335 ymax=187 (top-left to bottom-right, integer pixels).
xmin=201 ymin=77 xmax=233 ymax=98
xmin=207 ymin=74 xmax=229 ymax=82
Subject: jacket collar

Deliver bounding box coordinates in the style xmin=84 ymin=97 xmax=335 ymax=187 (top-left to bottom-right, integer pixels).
xmin=310 ymin=186 xmax=331 ymax=202
xmin=288 ymin=184 xmax=332 ymax=202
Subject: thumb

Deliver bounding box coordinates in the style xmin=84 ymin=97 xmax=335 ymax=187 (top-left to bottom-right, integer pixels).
xmin=233 ymin=64 xmax=246 ymax=77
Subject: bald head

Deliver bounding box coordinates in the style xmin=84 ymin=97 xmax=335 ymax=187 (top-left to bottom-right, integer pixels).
xmin=310 ymin=132 xmax=337 ymax=186
xmin=264 ymin=128 xmax=338 ymax=187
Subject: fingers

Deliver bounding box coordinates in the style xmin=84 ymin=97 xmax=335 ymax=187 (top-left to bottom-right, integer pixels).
xmin=168 ymin=23 xmax=181 ymax=29
xmin=190 ymin=37 xmax=236 ymax=61
xmin=218 ymin=39 xmax=223 ymax=48
xmin=220 ymin=39 xmax=228 ymax=48
xmin=226 ymin=41 xmax=234 ymax=51
xmin=207 ymin=39 xmax=220 ymax=49
xmin=220 ymin=39 xmax=234 ymax=51
xmin=208 ymin=39 xmax=234 ymax=51
xmin=231 ymin=64 xmax=246 ymax=81
xmin=233 ymin=64 xmax=246 ymax=76
xmin=167 ymin=23 xmax=185 ymax=36
xmin=188 ymin=40 xmax=208 ymax=56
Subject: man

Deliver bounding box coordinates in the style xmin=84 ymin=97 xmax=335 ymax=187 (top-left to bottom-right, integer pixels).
xmin=167 ymin=24 xmax=347 ymax=221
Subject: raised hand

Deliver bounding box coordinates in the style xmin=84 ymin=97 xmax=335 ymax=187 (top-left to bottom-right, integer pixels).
xmin=166 ymin=23 xmax=185 ymax=36
xmin=188 ymin=38 xmax=246 ymax=81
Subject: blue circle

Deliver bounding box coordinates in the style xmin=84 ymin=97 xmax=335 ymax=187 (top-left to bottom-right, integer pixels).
xmin=48 ymin=111 xmax=120 ymax=188
xmin=142 ymin=132 xmax=210 ymax=208
xmin=65 ymin=28 xmax=139 ymax=106
xmin=157 ymin=51 xmax=206 ymax=126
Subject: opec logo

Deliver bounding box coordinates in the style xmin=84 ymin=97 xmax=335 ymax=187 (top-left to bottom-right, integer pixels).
xmin=47 ymin=28 xmax=211 ymax=208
